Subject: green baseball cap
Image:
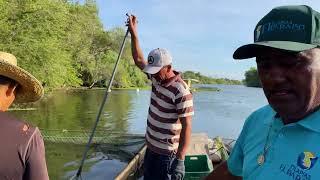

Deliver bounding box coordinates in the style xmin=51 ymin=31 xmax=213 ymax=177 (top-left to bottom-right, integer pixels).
xmin=233 ymin=5 xmax=320 ymax=59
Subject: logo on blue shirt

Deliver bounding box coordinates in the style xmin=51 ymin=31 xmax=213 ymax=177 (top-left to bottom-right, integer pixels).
xmin=297 ymin=151 xmax=318 ymax=170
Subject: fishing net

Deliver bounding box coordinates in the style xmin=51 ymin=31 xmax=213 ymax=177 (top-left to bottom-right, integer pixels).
xmin=41 ymin=128 xmax=145 ymax=160
xmin=41 ymin=129 xmax=146 ymax=179
xmin=41 ymin=129 xmax=144 ymax=144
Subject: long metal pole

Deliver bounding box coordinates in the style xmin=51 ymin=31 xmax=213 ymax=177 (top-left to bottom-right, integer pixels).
xmin=73 ymin=28 xmax=130 ymax=180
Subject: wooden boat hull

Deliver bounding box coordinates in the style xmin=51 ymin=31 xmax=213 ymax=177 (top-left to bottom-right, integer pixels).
xmin=115 ymin=144 xmax=146 ymax=180
xmin=114 ymin=134 xmax=234 ymax=180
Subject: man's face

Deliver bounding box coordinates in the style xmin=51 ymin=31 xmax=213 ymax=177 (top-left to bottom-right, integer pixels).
xmin=256 ymin=48 xmax=320 ymax=122
xmin=0 ymin=83 xmax=16 ymax=111
xmin=151 ymin=66 xmax=169 ymax=82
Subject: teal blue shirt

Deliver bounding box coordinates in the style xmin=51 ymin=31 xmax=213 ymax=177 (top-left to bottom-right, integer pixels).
xmin=227 ymin=105 xmax=320 ymax=180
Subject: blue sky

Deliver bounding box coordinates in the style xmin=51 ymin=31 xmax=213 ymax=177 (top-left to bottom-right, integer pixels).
xmin=95 ymin=0 xmax=320 ymax=80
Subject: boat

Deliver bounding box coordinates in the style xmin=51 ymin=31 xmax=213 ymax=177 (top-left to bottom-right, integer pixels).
xmin=114 ymin=133 xmax=235 ymax=180
xmin=40 ymin=129 xmax=233 ymax=179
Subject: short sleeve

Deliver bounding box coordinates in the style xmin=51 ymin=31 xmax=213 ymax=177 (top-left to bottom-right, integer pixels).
xmin=227 ymin=132 xmax=244 ymax=176
xmin=174 ymin=86 xmax=194 ymax=118
xmin=227 ymin=113 xmax=253 ymax=176
xmin=24 ymin=128 xmax=49 ymax=180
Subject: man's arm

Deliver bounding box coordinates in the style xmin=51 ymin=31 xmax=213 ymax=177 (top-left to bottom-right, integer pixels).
xmin=127 ymin=15 xmax=147 ymax=70
xmin=205 ymin=161 xmax=242 ymax=180
xmin=24 ymin=128 xmax=49 ymax=180
xmin=176 ymin=116 xmax=192 ymax=160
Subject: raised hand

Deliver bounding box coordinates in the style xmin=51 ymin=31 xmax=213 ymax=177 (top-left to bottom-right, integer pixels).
xmin=126 ymin=14 xmax=138 ymax=36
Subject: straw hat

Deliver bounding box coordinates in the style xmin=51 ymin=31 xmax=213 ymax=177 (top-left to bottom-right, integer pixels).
xmin=0 ymin=52 xmax=44 ymax=103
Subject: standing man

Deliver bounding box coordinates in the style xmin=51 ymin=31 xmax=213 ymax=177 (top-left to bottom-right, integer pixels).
xmin=127 ymin=15 xmax=194 ymax=180
xmin=0 ymin=52 xmax=49 ymax=180
xmin=206 ymin=5 xmax=320 ymax=180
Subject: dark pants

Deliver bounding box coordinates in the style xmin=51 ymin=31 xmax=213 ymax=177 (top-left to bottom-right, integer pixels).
xmin=144 ymin=148 xmax=175 ymax=180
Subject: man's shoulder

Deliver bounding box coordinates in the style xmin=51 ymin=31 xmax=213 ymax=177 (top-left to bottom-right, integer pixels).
xmin=0 ymin=111 xmax=37 ymax=139
xmin=252 ymin=105 xmax=275 ymax=116
xmin=244 ymin=105 xmax=275 ymax=127
xmin=171 ymin=79 xmax=190 ymax=94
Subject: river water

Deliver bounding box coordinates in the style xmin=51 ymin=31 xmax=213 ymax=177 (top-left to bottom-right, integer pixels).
xmin=11 ymin=84 xmax=267 ymax=179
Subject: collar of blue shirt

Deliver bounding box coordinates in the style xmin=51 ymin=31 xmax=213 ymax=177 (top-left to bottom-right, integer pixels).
xmin=263 ymin=106 xmax=320 ymax=133
xmin=297 ymin=109 xmax=320 ymax=133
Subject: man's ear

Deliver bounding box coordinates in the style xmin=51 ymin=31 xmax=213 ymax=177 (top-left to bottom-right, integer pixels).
xmin=166 ymin=65 xmax=172 ymax=72
xmin=6 ymin=83 xmax=17 ymax=97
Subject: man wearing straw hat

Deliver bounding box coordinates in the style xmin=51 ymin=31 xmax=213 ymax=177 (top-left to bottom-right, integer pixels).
xmin=0 ymin=52 xmax=48 ymax=179
xmin=127 ymin=15 xmax=194 ymax=180
xmin=206 ymin=5 xmax=320 ymax=180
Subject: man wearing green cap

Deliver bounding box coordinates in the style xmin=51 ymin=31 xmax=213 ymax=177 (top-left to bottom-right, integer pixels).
xmin=206 ymin=5 xmax=320 ymax=180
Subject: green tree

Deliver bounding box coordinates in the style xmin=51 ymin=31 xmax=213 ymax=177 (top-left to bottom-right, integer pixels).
xmin=244 ymin=67 xmax=261 ymax=87
xmin=182 ymin=71 xmax=242 ymax=85
xmin=0 ymin=0 xmax=82 ymax=87
xmin=0 ymin=0 xmax=151 ymax=89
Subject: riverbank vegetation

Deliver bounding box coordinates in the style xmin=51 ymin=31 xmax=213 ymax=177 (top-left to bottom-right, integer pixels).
xmin=182 ymin=71 xmax=242 ymax=85
xmin=243 ymin=67 xmax=261 ymax=87
xmin=0 ymin=0 xmax=148 ymax=89
xmin=0 ymin=0 xmax=241 ymax=90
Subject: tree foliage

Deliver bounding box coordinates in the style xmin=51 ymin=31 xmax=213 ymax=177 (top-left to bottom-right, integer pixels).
xmin=0 ymin=0 xmax=147 ymax=89
xmin=0 ymin=0 xmax=243 ymax=89
xmin=182 ymin=71 xmax=242 ymax=85
xmin=243 ymin=67 xmax=261 ymax=87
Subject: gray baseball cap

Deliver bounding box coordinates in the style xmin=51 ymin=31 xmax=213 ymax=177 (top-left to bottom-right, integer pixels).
xmin=143 ymin=48 xmax=172 ymax=74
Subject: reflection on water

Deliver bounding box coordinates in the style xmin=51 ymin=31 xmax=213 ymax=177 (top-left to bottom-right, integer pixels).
xmin=192 ymin=84 xmax=267 ymax=138
xmin=13 ymin=89 xmax=134 ymax=132
xmin=11 ymin=85 xmax=267 ymax=179
xmin=44 ymin=142 xmax=134 ymax=180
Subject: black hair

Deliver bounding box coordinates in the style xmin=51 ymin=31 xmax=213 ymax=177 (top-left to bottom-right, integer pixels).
xmin=0 ymin=75 xmax=16 ymax=85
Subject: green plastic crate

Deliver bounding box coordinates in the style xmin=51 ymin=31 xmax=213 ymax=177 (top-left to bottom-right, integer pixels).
xmin=184 ymin=155 xmax=213 ymax=179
